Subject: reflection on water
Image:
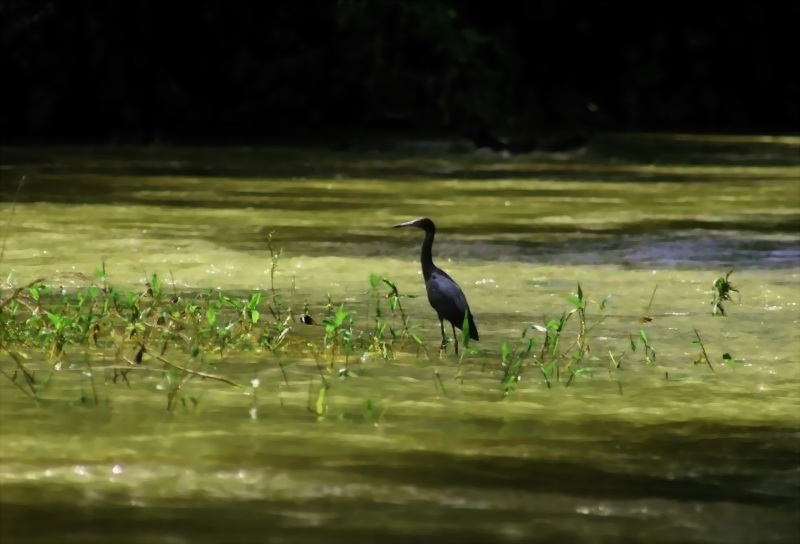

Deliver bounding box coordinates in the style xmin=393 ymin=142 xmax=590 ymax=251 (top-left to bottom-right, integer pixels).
xmin=1 ymin=134 xmax=799 ymax=543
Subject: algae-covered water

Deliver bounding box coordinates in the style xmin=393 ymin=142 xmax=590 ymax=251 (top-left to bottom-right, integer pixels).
xmin=1 ymin=134 xmax=799 ymax=543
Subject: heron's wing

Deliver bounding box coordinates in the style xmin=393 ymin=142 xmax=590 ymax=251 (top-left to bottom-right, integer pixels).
xmin=427 ymin=270 xmax=473 ymax=328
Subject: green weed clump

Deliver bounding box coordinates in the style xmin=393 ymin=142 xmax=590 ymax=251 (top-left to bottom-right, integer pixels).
xmin=711 ymin=268 xmax=740 ymax=316
xmin=0 ymin=249 xmax=744 ymax=412
xmin=499 ymin=283 xmax=604 ymax=395
xmin=0 ymin=259 xmax=430 ymax=409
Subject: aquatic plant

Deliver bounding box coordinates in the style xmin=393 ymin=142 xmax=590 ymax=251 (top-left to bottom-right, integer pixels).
xmin=0 ymin=249 xmax=748 ymax=413
xmin=711 ymin=268 xmax=740 ymax=316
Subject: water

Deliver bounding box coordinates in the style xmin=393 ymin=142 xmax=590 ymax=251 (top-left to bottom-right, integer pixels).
xmin=1 ymin=134 xmax=799 ymax=543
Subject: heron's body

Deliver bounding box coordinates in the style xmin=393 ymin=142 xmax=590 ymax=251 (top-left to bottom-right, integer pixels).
xmin=392 ymin=217 xmax=478 ymax=353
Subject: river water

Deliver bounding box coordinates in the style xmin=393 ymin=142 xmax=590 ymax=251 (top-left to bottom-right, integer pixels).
xmin=1 ymin=133 xmax=799 ymax=543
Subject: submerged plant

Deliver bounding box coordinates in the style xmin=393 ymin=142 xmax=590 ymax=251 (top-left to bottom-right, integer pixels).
xmin=711 ymin=268 xmax=740 ymax=316
xmin=629 ymin=327 xmax=656 ymax=365
xmin=500 ymin=283 xmax=608 ymax=392
xmin=322 ymin=303 xmax=355 ymax=365
xmin=500 ymin=328 xmax=537 ymax=394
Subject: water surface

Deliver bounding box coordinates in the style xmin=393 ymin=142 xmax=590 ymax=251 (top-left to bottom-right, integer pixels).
xmin=1 ymin=133 xmax=799 ymax=543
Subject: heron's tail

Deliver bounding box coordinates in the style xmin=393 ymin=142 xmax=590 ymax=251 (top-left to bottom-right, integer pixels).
xmin=467 ymin=310 xmax=479 ymax=341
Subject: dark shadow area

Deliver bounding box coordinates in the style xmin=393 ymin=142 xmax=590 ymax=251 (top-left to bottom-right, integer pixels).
xmin=1 ymin=1 xmax=798 ymax=149
xmin=1 ymin=421 xmax=797 ymax=544
xmin=204 ymin=225 xmax=800 ymax=270
xmin=331 ymin=421 xmax=800 ymax=506
xmin=3 ymin=166 xmax=800 ymax=195
xmin=0 ymin=501 xmax=710 ymax=544
xmin=2 ymin=133 xmax=800 ymax=195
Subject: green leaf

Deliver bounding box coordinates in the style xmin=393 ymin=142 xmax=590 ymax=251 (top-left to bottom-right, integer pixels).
xmin=315 ymin=387 xmax=327 ymax=416
xmin=520 ymin=338 xmax=535 ymax=357
xmin=460 ymin=310 xmax=470 ymax=348
xmin=250 ymin=309 xmax=260 ymax=324
xmin=150 ymin=273 xmax=161 ymax=297
xmin=206 ymin=307 xmax=216 ymax=327
xmin=501 ymin=341 xmax=510 ymax=363
xmin=93 ymin=260 xmax=107 ymax=279
xmin=46 ymin=312 xmax=61 ymax=328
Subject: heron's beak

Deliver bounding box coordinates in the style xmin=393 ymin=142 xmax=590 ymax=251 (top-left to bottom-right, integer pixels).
xmin=391 ymin=219 xmax=416 ymax=228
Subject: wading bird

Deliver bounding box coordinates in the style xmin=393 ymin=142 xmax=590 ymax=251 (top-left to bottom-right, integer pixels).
xmin=392 ymin=217 xmax=479 ymax=354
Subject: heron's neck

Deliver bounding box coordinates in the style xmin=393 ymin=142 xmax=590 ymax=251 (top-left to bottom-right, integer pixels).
xmin=420 ymin=229 xmax=435 ymax=280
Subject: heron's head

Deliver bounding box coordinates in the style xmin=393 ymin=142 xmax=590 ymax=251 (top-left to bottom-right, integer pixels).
xmin=391 ymin=217 xmax=436 ymax=233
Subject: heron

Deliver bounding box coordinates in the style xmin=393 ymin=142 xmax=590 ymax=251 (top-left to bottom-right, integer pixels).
xmin=392 ymin=217 xmax=479 ymax=354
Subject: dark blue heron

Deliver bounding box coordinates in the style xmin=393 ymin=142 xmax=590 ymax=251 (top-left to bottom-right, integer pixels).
xmin=392 ymin=217 xmax=479 ymax=354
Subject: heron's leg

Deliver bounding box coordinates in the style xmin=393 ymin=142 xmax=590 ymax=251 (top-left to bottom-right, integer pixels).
xmin=451 ymin=323 xmax=459 ymax=355
xmin=439 ymin=318 xmax=447 ymax=353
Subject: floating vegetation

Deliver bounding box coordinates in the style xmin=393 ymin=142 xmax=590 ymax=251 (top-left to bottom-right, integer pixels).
xmin=0 ymin=247 xmax=746 ymax=412
xmin=711 ymin=268 xmax=740 ymax=316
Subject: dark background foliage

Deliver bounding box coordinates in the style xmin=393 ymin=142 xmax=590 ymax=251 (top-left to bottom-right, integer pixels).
xmin=2 ymin=0 xmax=798 ymax=148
